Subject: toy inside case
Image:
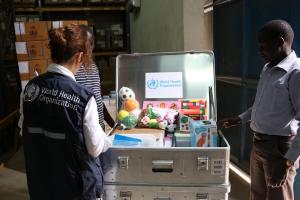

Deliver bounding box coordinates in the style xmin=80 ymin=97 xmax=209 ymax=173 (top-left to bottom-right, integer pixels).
xmin=117 ymin=86 xmax=141 ymax=129
xmin=115 ymin=86 xmax=219 ymax=148
xmin=113 ymin=52 xmax=219 ymax=148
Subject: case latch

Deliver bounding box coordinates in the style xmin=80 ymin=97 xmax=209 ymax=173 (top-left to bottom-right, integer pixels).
xmin=196 ymin=193 xmax=209 ymax=200
xmin=120 ymin=191 xmax=132 ymax=200
xmin=197 ymin=156 xmax=209 ymax=171
xmin=118 ymin=156 xmax=129 ymax=169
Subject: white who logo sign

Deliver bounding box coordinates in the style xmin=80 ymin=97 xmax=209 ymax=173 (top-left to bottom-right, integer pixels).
xmin=145 ymin=72 xmax=183 ymax=99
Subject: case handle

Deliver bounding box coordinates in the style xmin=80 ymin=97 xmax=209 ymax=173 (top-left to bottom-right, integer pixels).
xmin=152 ymin=160 xmax=174 ymax=173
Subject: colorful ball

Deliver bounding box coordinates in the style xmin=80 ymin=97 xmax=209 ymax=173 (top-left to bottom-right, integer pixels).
xmin=123 ymin=115 xmax=138 ymax=129
xmin=118 ymin=110 xmax=129 ymax=121
xmin=119 ymin=87 xmax=135 ymax=102
xmin=149 ymin=119 xmax=158 ymax=128
xmin=124 ymin=99 xmax=139 ymax=112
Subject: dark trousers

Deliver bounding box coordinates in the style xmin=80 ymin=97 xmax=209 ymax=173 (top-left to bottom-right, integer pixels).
xmin=250 ymin=131 xmax=298 ymax=200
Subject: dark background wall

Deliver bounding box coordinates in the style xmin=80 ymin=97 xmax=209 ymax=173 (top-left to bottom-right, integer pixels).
xmin=213 ymin=0 xmax=300 ymax=197
xmin=0 ymin=0 xmax=21 ymax=163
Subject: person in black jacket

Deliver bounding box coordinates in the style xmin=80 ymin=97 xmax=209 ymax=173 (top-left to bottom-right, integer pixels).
xmin=19 ymin=24 xmax=111 ymax=200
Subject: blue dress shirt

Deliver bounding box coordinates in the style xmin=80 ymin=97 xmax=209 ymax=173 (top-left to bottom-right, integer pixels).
xmin=239 ymin=51 xmax=300 ymax=162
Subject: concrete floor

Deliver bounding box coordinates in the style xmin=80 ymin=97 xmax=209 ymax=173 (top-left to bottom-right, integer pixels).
xmin=0 ymin=147 xmax=250 ymax=200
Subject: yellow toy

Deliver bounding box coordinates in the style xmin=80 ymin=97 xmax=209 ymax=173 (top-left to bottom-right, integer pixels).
xmin=118 ymin=110 xmax=129 ymax=121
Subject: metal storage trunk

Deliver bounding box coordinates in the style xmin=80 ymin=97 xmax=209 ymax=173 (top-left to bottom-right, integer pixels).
xmin=103 ymin=132 xmax=229 ymax=185
xmin=104 ymin=184 xmax=230 ymax=200
xmin=103 ymin=52 xmax=230 ymax=198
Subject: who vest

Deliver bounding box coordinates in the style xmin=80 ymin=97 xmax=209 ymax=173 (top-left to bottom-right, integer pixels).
xmin=22 ymin=72 xmax=103 ymax=200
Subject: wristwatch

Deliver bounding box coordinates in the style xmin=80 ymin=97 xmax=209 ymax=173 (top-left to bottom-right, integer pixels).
xmin=286 ymin=159 xmax=294 ymax=167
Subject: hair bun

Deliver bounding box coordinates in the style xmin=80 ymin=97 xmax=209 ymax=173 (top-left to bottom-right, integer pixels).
xmin=48 ymin=24 xmax=94 ymax=65
xmin=49 ymin=28 xmax=67 ymax=48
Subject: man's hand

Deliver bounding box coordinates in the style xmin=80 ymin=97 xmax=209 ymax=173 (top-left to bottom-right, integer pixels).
xmin=266 ymin=158 xmax=292 ymax=188
xmin=217 ymin=117 xmax=241 ymax=128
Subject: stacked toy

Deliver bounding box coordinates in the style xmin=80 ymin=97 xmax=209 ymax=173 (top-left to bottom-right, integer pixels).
xmin=179 ymin=99 xmax=207 ymax=132
xmin=117 ymin=87 xmax=141 ymax=129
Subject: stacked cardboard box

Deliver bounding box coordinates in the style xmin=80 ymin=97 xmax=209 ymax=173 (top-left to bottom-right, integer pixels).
xmin=49 ymin=20 xmax=88 ymax=29
xmin=94 ymin=24 xmax=123 ymax=50
xmin=15 ymin=15 xmax=40 ymax=22
xmin=14 ymin=21 xmax=51 ymax=90
xmin=94 ymin=26 xmax=106 ymax=50
xmin=15 ymin=20 xmax=88 ymax=90
xmin=111 ymin=24 xmax=123 ymax=49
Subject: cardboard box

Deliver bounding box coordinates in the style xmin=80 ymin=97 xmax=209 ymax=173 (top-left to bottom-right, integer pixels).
xmin=47 ymin=59 xmax=53 ymax=66
xmin=95 ymin=39 xmax=106 ymax=49
xmin=50 ymin=20 xmax=88 ymax=29
xmin=111 ymin=35 xmax=123 ymax=49
xmin=111 ymin=24 xmax=123 ymax=35
xmin=18 ymin=61 xmax=30 ymax=80
xmin=14 ymin=21 xmax=50 ymax=41
xmin=15 ymin=40 xmax=50 ymax=61
xmin=28 ymin=59 xmax=48 ymax=79
xmin=179 ymin=114 xmax=190 ymax=132
xmin=78 ymin=20 xmax=88 ymax=25
xmin=95 ymin=27 xmax=105 ymax=37
xmin=19 ymin=73 xmax=30 ymax=80
xmin=18 ymin=59 xmax=48 ymax=80
xmin=112 ymin=128 xmax=165 ymax=145
xmin=15 ymin=15 xmax=27 ymax=22
xmin=44 ymin=40 xmax=51 ymax=59
xmin=175 ymin=131 xmax=191 ymax=147
xmin=190 ymin=119 xmax=219 ymax=147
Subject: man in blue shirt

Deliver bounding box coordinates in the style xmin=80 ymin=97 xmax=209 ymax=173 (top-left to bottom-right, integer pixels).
xmin=219 ymin=20 xmax=300 ymax=200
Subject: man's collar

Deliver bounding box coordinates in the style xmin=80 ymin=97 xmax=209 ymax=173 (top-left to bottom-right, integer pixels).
xmin=268 ymin=51 xmax=297 ymax=72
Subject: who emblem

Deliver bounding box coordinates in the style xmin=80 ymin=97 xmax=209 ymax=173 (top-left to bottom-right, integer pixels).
xmin=24 ymin=83 xmax=40 ymax=102
xmin=147 ymin=78 xmax=159 ymax=89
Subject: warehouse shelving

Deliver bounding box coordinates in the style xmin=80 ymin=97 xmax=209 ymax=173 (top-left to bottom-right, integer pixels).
xmin=14 ymin=0 xmax=130 ymax=94
xmin=15 ymin=5 xmax=125 ymax=12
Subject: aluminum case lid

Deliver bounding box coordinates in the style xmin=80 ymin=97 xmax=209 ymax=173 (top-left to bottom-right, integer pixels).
xmin=116 ymin=51 xmax=217 ymax=120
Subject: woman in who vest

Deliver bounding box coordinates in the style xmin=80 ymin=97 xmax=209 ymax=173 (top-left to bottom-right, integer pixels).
xmin=19 ymin=24 xmax=111 ymax=200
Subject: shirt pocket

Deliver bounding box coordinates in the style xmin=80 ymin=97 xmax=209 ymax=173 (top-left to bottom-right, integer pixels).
xmin=271 ymin=79 xmax=289 ymax=110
